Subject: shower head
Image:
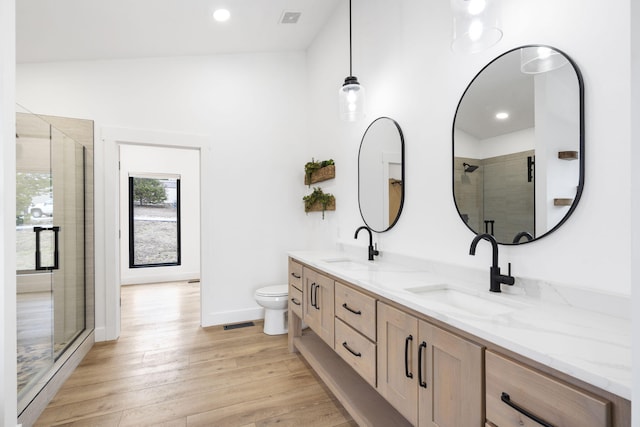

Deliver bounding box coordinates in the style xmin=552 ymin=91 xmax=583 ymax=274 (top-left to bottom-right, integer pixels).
xmin=463 ymin=162 xmax=478 ymax=173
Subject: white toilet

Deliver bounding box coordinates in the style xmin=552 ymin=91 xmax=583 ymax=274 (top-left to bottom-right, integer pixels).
xmin=254 ymin=284 xmax=289 ymax=335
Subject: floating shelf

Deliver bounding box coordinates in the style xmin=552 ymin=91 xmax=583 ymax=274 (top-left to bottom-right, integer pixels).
xmin=305 ymin=198 xmax=336 ymax=213
xmin=554 ymin=198 xmax=574 ymax=206
xmin=294 ymin=333 xmax=412 ymax=427
xmin=305 ymin=164 xmax=335 ymax=185
xmin=558 ymin=151 xmax=579 ymax=160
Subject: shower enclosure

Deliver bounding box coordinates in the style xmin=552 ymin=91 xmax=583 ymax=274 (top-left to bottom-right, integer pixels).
xmin=15 ymin=105 xmax=94 ymax=420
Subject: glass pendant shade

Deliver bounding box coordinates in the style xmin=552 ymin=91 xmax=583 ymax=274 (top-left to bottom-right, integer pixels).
xmin=451 ymin=0 xmax=502 ymax=54
xmin=520 ymin=46 xmax=569 ymax=74
xmin=339 ymin=76 xmax=365 ymax=122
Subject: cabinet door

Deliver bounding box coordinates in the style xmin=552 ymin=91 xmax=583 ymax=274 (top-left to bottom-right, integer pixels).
xmin=377 ymin=302 xmax=419 ymax=425
xmin=418 ymin=320 xmax=483 ymax=427
xmin=302 ymin=267 xmax=334 ymax=347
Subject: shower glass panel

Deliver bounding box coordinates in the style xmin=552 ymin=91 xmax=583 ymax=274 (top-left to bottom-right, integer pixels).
xmin=16 ymin=106 xmax=86 ymax=413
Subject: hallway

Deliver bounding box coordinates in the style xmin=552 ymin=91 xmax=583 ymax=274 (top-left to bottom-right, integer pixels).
xmin=35 ymin=282 xmax=355 ymax=426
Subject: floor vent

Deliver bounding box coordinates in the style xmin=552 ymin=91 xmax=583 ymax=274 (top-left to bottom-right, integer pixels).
xmin=223 ymin=321 xmax=255 ymax=330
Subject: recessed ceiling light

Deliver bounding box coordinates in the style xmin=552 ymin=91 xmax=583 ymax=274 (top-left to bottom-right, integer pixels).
xmin=213 ymin=9 xmax=231 ymax=22
xmin=495 ymin=112 xmax=509 ymax=120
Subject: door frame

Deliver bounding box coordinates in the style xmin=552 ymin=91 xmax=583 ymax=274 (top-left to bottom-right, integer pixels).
xmin=99 ymin=127 xmax=210 ymax=341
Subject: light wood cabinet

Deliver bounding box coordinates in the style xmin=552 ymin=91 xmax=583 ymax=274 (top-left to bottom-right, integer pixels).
xmin=303 ymin=267 xmax=334 ymax=348
xmin=335 ymin=318 xmax=377 ymax=387
xmin=377 ymin=301 xmax=483 ymax=427
xmin=486 ymin=350 xmax=611 ymax=427
xmin=288 ymin=257 xmax=629 ymax=427
xmin=288 ymin=258 xmax=303 ymax=291
xmin=335 ymin=281 xmax=376 ymax=341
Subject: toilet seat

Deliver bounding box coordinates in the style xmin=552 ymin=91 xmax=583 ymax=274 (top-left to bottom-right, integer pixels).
xmin=255 ymin=284 xmax=288 ymax=297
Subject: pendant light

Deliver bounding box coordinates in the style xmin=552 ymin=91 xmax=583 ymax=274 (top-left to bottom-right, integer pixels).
xmin=339 ymin=0 xmax=365 ymax=121
xmin=451 ymin=0 xmax=502 ymax=54
xmin=520 ymin=46 xmax=569 ymax=74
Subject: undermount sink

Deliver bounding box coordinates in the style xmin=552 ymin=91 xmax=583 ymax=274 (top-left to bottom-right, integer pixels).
xmin=405 ymin=285 xmax=524 ymax=318
xmin=321 ymin=258 xmax=374 ymax=270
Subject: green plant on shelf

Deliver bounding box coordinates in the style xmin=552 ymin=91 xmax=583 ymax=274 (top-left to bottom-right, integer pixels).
xmin=304 ymin=158 xmax=334 ymax=187
xmin=303 ymin=187 xmax=335 ymax=219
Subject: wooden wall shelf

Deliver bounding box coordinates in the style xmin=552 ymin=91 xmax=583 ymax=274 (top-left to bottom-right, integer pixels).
xmin=305 ymin=198 xmax=336 ymax=213
xmin=554 ymin=198 xmax=574 ymax=206
xmin=558 ymin=151 xmax=579 ymax=160
xmin=305 ymin=164 xmax=335 ymax=185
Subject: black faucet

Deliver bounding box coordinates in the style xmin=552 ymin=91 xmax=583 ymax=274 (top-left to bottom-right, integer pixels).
xmin=469 ymin=233 xmax=515 ymax=293
xmin=354 ymin=226 xmax=379 ymax=261
xmin=512 ymin=231 xmax=534 ymax=244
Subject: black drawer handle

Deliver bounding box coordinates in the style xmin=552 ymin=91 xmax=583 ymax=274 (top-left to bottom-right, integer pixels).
xmin=501 ymin=392 xmax=555 ymax=427
xmin=342 ymin=341 xmax=362 ymax=357
xmin=310 ymin=283 xmax=316 ymax=308
xmin=314 ymin=284 xmax=320 ymax=310
xmin=291 ymin=298 xmax=301 ymax=306
xmin=342 ymin=303 xmax=362 ymax=315
xmin=291 ymin=272 xmax=301 ymax=279
xmin=404 ymin=335 xmax=413 ymax=379
xmin=418 ymin=341 xmax=427 ymax=388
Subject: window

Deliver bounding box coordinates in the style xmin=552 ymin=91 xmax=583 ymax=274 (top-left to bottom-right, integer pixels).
xmin=129 ymin=175 xmax=181 ymax=268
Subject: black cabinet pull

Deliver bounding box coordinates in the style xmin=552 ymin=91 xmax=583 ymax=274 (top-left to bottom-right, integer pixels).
xmin=342 ymin=342 xmax=362 ymax=357
xmin=291 ymin=272 xmax=301 ymax=279
xmin=418 ymin=341 xmax=427 ymax=388
xmin=291 ymin=298 xmax=301 ymax=306
xmin=342 ymin=303 xmax=362 ymax=315
xmin=310 ymin=283 xmax=316 ymax=308
xmin=501 ymin=392 xmax=555 ymax=427
xmin=404 ymin=335 xmax=413 ymax=379
xmin=314 ymin=284 xmax=320 ymax=310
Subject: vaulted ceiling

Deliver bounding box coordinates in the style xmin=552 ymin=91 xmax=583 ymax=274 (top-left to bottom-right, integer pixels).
xmin=17 ymin=0 xmax=341 ymax=63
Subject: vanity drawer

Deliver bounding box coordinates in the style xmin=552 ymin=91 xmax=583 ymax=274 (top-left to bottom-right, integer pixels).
xmin=335 ymin=281 xmax=376 ymax=341
xmin=334 ymin=318 xmax=376 ymax=387
xmin=288 ymin=258 xmax=303 ymax=292
xmin=486 ymin=351 xmax=610 ymax=427
xmin=289 ymin=284 xmax=303 ymax=318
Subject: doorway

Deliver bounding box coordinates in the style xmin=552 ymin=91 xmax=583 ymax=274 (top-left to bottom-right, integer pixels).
xmin=118 ymin=144 xmax=200 ymax=287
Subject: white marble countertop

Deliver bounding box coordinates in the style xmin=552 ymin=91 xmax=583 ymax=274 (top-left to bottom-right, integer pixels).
xmin=288 ymin=249 xmax=632 ymax=400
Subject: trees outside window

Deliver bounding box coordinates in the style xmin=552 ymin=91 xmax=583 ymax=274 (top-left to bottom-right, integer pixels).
xmin=129 ymin=176 xmax=181 ymax=268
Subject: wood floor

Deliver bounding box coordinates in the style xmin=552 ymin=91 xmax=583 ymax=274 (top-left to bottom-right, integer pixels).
xmin=36 ymin=281 xmax=356 ymax=426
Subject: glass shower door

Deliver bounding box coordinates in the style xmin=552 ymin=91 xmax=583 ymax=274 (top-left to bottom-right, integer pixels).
xmin=16 ymin=108 xmax=86 ymax=413
xmin=16 ymin=110 xmax=55 ymax=404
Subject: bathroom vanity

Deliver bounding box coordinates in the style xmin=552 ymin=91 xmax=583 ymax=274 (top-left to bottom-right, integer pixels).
xmin=287 ymin=252 xmax=631 ymax=427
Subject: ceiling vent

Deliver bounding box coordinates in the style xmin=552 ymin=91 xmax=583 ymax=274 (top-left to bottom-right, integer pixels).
xmin=280 ymin=11 xmax=301 ymax=24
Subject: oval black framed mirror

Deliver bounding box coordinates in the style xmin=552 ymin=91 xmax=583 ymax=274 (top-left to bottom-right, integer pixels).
xmin=358 ymin=117 xmax=405 ymax=232
xmin=453 ymin=45 xmax=584 ymax=244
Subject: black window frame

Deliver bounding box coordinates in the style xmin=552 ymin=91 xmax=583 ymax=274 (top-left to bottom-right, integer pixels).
xmin=128 ymin=175 xmax=181 ymax=268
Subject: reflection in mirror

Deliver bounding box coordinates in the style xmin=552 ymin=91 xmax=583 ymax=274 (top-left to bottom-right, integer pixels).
xmin=359 ymin=117 xmax=405 ymax=232
xmin=453 ymin=46 xmax=584 ymax=244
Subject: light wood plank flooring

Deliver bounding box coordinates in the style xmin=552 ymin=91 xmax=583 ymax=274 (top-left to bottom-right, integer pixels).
xmin=36 ymin=281 xmax=356 ymax=426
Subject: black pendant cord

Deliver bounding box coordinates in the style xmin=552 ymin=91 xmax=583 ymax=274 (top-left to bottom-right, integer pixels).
xmin=349 ymin=0 xmax=353 ymax=77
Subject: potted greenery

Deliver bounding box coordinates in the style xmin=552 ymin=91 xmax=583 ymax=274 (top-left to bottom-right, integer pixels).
xmin=303 ymin=187 xmax=336 ymax=219
xmin=304 ymin=158 xmax=335 ymax=186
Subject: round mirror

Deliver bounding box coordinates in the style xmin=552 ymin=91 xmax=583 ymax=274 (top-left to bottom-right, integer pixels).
xmin=359 ymin=117 xmax=405 ymax=232
xmin=453 ymin=45 xmax=584 ymax=244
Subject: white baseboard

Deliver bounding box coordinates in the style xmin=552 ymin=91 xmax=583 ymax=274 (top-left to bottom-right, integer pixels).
xmin=94 ymin=326 xmax=106 ymax=342
xmin=203 ymin=307 xmax=264 ymax=327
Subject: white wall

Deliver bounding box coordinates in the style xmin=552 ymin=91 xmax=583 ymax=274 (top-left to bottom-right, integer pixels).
xmin=8 ymin=0 xmax=639 ymax=422
xmin=17 ymin=52 xmax=311 ymax=335
xmin=306 ymin=0 xmax=632 ymax=296
xmin=119 ymin=144 xmax=200 ymax=285
xmin=630 ymin=0 xmax=640 ymax=423
xmin=0 ymin=0 xmax=18 ymax=423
